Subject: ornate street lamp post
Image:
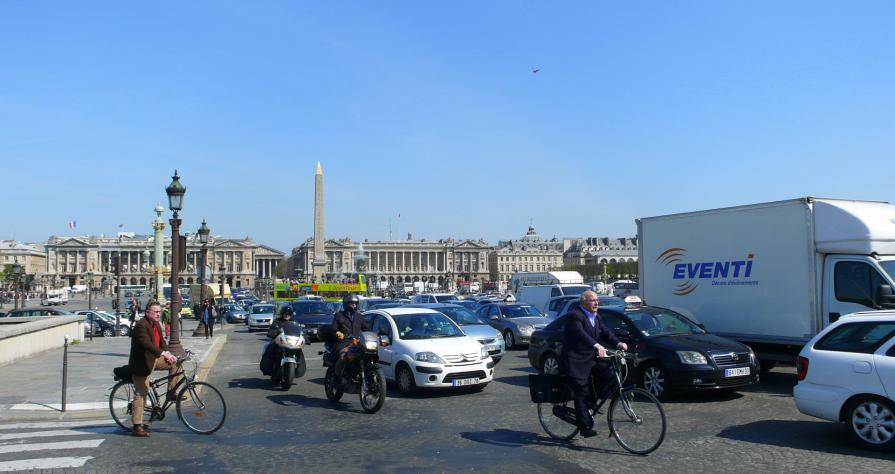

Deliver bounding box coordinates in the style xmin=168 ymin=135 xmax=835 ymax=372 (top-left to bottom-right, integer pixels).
xmin=165 ymin=170 xmax=187 ymax=356
xmin=12 ymin=258 xmax=22 ymax=310
xmin=193 ymin=220 xmax=210 ymax=337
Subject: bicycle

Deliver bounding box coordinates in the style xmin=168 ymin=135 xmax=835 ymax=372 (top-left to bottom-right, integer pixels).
xmin=535 ymin=350 xmax=667 ymax=454
xmin=109 ymin=349 xmax=227 ymax=434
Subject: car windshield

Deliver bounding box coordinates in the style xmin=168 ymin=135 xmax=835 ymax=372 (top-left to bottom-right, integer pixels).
xmin=626 ymin=308 xmax=705 ymax=337
xmin=881 ymin=260 xmax=895 ymax=284
xmin=599 ymin=297 xmax=625 ymax=307
xmin=96 ymin=312 xmax=116 ymax=322
xmin=434 ymin=294 xmax=458 ymax=302
xmin=292 ymin=302 xmax=333 ymax=315
xmin=394 ymin=313 xmax=464 ymax=339
xmin=561 ymin=286 xmax=589 ymax=296
xmin=503 ymin=305 xmax=542 ymax=318
xmin=252 ymin=305 xmax=275 ymax=314
xmin=438 ymin=306 xmax=488 ymax=325
xmin=281 ymin=321 xmax=303 ymax=336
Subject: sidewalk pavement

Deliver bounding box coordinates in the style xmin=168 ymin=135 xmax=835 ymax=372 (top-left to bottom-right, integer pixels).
xmin=0 ymin=320 xmax=234 ymax=422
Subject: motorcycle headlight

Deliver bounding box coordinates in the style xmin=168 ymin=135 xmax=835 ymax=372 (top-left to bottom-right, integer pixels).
xmin=284 ymin=335 xmax=304 ymax=349
xmin=364 ymin=339 xmax=379 ymax=351
xmin=415 ymin=351 xmax=445 ymax=364
xmin=676 ymin=351 xmax=707 ymax=365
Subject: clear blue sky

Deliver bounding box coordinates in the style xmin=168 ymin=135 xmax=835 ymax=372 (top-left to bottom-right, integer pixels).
xmin=2 ymin=1 xmax=893 ymax=253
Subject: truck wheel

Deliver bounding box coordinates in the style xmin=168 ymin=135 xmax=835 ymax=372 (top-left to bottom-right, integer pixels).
xmin=641 ymin=363 xmax=668 ymax=399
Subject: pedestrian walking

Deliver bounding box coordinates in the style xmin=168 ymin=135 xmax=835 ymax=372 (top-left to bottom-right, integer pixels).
xmin=201 ymin=299 xmax=216 ymax=338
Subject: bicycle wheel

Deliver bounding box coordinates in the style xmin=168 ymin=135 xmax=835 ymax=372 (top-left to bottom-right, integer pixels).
xmin=109 ymin=380 xmax=135 ymax=431
xmin=537 ymin=400 xmax=580 ymax=440
xmin=176 ymin=381 xmax=227 ymax=434
xmin=608 ymin=387 xmax=666 ymax=454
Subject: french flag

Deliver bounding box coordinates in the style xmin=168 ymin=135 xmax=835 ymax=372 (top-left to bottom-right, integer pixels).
xmin=67 ymin=221 xmax=77 ymax=229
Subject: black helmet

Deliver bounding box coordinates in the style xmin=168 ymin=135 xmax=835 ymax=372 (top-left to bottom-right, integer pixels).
xmin=342 ymin=294 xmax=360 ymax=306
xmin=280 ymin=306 xmax=294 ymax=318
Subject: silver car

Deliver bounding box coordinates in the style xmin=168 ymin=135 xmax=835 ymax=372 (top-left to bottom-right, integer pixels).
xmin=223 ymin=304 xmax=247 ymax=323
xmin=477 ymin=303 xmax=549 ymax=349
xmin=247 ymin=304 xmax=275 ymax=331
xmin=409 ymin=304 xmax=506 ymax=363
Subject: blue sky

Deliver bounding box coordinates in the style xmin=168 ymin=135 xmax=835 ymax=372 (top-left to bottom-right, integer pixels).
xmin=2 ymin=1 xmax=893 ymax=253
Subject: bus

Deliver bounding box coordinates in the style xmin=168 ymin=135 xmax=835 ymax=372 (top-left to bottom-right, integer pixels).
xmin=119 ymin=284 xmax=148 ymax=296
xmin=273 ymin=275 xmax=367 ymax=302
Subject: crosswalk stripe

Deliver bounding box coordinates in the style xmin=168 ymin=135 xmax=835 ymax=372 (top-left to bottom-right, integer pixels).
xmin=0 ymin=456 xmax=94 ymax=471
xmin=0 ymin=426 xmax=118 ymax=441
xmin=0 ymin=420 xmax=114 ymax=431
xmin=0 ymin=439 xmax=104 ymax=454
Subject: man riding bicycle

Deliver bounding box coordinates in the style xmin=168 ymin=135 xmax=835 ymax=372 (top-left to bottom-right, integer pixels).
xmin=559 ymin=290 xmax=627 ymax=438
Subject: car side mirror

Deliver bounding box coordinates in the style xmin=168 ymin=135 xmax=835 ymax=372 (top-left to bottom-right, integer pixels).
xmin=876 ymin=284 xmax=895 ymax=309
xmin=379 ymin=334 xmax=391 ymax=346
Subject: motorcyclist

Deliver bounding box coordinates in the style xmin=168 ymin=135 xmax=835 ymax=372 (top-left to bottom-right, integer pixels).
xmin=260 ymin=306 xmax=295 ymax=376
xmin=332 ymin=294 xmax=371 ymax=380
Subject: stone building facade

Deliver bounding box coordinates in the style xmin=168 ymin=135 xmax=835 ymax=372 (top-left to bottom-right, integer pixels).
xmin=488 ymin=225 xmax=564 ymax=282
xmin=288 ymin=236 xmax=492 ymax=291
xmin=44 ymin=233 xmax=283 ymax=291
xmin=562 ymin=237 xmax=639 ymax=266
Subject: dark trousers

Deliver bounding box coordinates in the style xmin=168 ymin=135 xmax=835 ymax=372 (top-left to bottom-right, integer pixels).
xmin=206 ymin=320 xmax=214 ymax=337
xmin=567 ymin=362 xmax=612 ymax=429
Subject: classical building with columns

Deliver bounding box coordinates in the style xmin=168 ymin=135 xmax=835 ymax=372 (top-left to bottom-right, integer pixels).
xmin=0 ymin=241 xmax=47 ymax=293
xmin=287 ymin=236 xmax=492 ymax=291
xmin=562 ymin=237 xmax=639 ymax=266
xmin=488 ymin=225 xmax=564 ymax=283
xmin=44 ymin=233 xmax=283 ymax=292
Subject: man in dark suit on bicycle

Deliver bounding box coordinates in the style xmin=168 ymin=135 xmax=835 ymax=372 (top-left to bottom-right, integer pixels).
xmin=559 ymin=290 xmax=628 ymax=438
xmin=128 ymin=300 xmax=179 ymax=437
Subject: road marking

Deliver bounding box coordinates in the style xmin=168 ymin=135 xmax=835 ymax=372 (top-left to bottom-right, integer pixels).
xmin=0 ymin=456 xmax=93 ymax=471
xmin=10 ymin=402 xmax=111 ymax=411
xmin=0 ymin=426 xmax=118 ymax=441
xmin=0 ymin=438 xmax=104 ymax=454
xmin=0 ymin=420 xmax=114 ymax=430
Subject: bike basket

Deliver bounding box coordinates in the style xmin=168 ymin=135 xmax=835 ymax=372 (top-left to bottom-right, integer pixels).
xmin=113 ymin=365 xmax=132 ymax=382
xmin=528 ymin=374 xmax=571 ymax=403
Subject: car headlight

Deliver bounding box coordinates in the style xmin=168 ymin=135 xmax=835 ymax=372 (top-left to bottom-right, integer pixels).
xmin=747 ymin=346 xmax=756 ymax=363
xmin=518 ymin=325 xmax=534 ymax=333
xmin=676 ymin=351 xmax=707 ymax=365
xmin=481 ymin=346 xmax=489 ymax=359
xmin=415 ymin=351 xmax=445 ymax=364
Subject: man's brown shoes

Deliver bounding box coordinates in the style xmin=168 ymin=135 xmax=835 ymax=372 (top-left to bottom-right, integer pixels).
xmin=132 ymin=425 xmax=150 ymax=437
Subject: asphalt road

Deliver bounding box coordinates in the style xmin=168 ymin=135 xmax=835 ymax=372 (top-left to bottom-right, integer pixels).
xmin=5 ymin=324 xmax=894 ymax=473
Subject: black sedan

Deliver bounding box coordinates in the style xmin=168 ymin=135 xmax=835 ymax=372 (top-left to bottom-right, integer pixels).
xmin=528 ymin=304 xmax=759 ymax=399
xmin=285 ymin=300 xmax=335 ymax=341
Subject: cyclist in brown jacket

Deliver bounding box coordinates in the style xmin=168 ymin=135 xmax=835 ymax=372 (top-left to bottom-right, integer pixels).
xmin=127 ymin=300 xmax=179 ymax=437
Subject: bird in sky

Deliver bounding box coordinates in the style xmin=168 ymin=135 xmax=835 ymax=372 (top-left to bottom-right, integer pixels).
xmin=532 ymin=67 xmax=541 ymax=74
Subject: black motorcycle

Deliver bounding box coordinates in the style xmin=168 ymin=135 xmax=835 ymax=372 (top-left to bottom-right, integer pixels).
xmin=264 ymin=321 xmax=307 ymax=390
xmin=321 ymin=331 xmax=387 ymax=414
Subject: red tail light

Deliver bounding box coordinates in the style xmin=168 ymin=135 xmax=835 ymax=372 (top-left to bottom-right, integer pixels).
xmin=796 ymin=356 xmax=809 ymax=381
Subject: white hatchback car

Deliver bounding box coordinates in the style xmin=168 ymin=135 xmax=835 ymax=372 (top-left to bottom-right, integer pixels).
xmin=363 ymin=307 xmax=494 ymax=395
xmin=794 ymin=312 xmax=895 ymax=450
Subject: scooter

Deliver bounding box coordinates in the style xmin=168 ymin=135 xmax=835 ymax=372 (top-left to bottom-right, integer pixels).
xmin=270 ymin=321 xmax=307 ymax=390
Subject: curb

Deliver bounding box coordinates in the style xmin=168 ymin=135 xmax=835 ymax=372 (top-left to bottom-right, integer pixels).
xmin=193 ymin=335 xmax=227 ymax=383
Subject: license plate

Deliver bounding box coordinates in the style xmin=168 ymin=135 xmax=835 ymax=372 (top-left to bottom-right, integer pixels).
xmin=452 ymin=377 xmax=480 ymax=387
xmin=724 ymin=367 xmax=750 ymax=377
xmin=484 ymin=345 xmax=497 ymax=352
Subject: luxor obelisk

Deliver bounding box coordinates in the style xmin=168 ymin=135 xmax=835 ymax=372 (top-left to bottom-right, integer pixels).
xmin=312 ymin=162 xmax=326 ymax=281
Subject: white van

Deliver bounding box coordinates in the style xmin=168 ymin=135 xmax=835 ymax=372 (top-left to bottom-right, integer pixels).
xmin=515 ymin=284 xmax=591 ymax=314
xmin=41 ymin=289 xmax=69 ymax=306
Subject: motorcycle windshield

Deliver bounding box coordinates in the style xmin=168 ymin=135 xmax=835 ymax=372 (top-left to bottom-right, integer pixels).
xmin=281 ymin=321 xmax=303 ymax=336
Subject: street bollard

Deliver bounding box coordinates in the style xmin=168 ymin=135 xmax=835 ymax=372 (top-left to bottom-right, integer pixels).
xmin=62 ymin=335 xmax=69 ymax=412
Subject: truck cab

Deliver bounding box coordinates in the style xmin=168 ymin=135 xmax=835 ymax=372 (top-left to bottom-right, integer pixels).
xmin=822 ymin=255 xmax=895 ymax=324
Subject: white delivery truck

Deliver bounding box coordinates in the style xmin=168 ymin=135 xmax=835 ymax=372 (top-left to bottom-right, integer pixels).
xmin=510 ymin=271 xmax=584 ymax=295
xmin=637 ymin=197 xmax=895 ymax=366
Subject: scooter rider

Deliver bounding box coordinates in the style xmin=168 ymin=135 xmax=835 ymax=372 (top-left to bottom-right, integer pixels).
xmin=261 ymin=306 xmax=294 ymax=375
xmin=332 ymin=294 xmax=370 ymax=379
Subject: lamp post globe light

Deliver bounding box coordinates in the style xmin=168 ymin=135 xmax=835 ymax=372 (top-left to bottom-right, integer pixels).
xmin=193 ymin=219 xmax=210 ymax=337
xmin=166 ymin=170 xmax=187 ymax=356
